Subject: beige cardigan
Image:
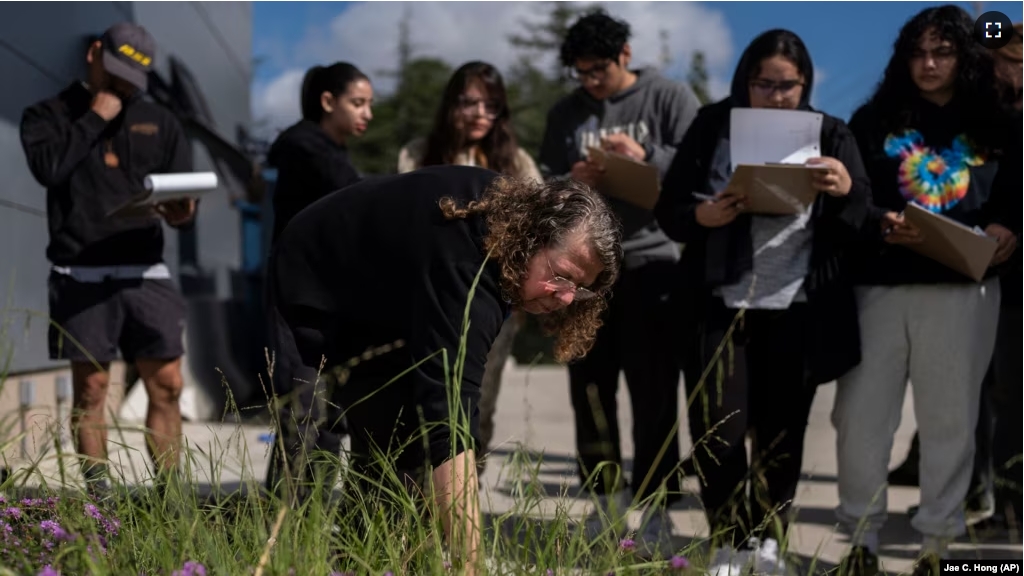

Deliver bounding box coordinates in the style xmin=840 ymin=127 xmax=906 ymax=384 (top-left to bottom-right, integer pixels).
xmin=397 ymin=136 xmax=543 ymax=183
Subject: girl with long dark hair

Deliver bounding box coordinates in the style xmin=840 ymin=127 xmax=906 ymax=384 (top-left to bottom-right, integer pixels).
xmin=832 ymin=7 xmax=1020 ymax=576
xmin=655 ymin=29 xmax=874 ymax=574
xmin=398 ymin=61 xmax=541 ymax=474
xmin=268 ymin=62 xmax=373 ymax=243
xmin=398 ymin=61 xmax=540 ymax=182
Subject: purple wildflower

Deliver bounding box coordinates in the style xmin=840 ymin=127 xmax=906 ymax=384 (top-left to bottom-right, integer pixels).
xmin=547 ymin=570 xmax=555 ymax=576
xmin=4 ymin=507 xmax=22 ymax=519
xmin=39 ymin=520 xmax=70 ymax=541
xmin=37 ymin=566 xmax=60 ymax=576
xmin=670 ymin=555 xmax=690 ymax=570
xmin=84 ymin=503 xmax=102 ymax=520
xmin=171 ymin=561 xmax=207 ymax=576
xmin=384 ymin=572 xmax=394 ymax=576
xmin=619 ymin=538 xmax=635 ymax=552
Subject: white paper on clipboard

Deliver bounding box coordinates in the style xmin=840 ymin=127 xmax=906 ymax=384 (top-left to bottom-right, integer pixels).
xmin=730 ymin=108 xmax=824 ymax=166
xmin=106 ymin=172 xmax=218 ymax=219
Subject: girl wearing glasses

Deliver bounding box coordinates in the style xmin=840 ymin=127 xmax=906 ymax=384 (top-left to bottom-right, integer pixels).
xmin=654 ymin=29 xmax=874 ymax=575
xmin=398 ymin=61 xmax=540 ymax=183
xmin=833 ymin=7 xmax=1019 ymax=575
xmin=398 ymin=61 xmax=542 ymax=474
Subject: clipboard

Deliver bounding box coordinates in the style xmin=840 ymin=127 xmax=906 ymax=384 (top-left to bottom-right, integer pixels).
xmin=723 ymin=163 xmax=828 ymax=215
xmin=902 ymin=202 xmax=998 ymax=282
xmin=586 ymin=146 xmax=661 ymax=211
xmin=106 ymin=172 xmax=218 ymax=219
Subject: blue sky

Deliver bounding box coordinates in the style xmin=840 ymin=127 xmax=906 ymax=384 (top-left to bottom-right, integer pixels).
xmin=251 ymin=1 xmax=1022 ymax=136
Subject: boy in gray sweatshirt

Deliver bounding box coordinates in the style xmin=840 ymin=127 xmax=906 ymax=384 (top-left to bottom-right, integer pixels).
xmin=538 ymin=10 xmax=700 ymax=558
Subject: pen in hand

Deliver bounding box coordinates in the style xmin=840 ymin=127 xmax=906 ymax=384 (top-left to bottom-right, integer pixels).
xmin=883 ymin=210 xmax=905 ymax=237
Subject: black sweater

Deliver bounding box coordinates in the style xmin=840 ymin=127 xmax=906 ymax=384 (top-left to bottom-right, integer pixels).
xmin=20 ymin=82 xmax=193 ymax=266
xmin=269 ymin=165 xmax=510 ymax=466
xmin=654 ymin=99 xmax=876 ymax=385
xmin=847 ymin=97 xmax=1022 ymax=285
xmin=267 ymin=119 xmax=361 ymax=244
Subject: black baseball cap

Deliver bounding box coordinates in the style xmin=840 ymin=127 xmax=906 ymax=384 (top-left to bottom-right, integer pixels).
xmin=99 ymin=22 xmax=156 ymax=91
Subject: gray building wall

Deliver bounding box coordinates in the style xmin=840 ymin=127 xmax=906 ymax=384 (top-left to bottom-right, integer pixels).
xmin=0 ymin=2 xmax=252 ymax=375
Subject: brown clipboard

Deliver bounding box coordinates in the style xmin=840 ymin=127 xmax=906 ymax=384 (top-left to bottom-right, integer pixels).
xmin=723 ymin=163 xmax=827 ymax=215
xmin=106 ymin=188 xmax=212 ymax=220
xmin=586 ymin=146 xmax=661 ymax=211
xmin=902 ymin=202 xmax=998 ymax=282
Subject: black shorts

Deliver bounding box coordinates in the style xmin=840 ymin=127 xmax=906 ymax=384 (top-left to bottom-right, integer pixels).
xmin=47 ymin=272 xmax=187 ymax=364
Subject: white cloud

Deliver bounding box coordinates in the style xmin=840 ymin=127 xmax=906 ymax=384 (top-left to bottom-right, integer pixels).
xmin=252 ymin=1 xmax=735 ymax=138
xmin=253 ymin=69 xmax=306 ymax=135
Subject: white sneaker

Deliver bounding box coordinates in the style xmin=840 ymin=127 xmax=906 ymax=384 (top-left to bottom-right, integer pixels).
xmin=637 ymin=507 xmax=675 ymax=558
xmin=749 ymin=537 xmax=787 ymax=575
xmin=706 ymin=545 xmax=750 ymax=576
xmin=581 ymin=488 xmax=633 ymax=539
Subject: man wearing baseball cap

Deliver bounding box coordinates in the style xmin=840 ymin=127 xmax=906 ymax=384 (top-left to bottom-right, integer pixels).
xmin=19 ymin=21 xmax=198 ymax=498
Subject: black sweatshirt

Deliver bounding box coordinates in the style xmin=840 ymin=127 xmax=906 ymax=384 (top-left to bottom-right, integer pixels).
xmin=847 ymin=96 xmax=1021 ymax=285
xmin=267 ymin=119 xmax=361 ymax=244
xmin=269 ymin=165 xmax=510 ymax=466
xmin=655 ymin=98 xmax=875 ymax=384
xmin=20 ymin=82 xmax=193 ymax=266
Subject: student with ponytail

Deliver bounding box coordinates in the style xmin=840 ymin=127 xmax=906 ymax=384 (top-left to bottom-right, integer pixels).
xmin=268 ymin=62 xmax=374 ymax=243
xmin=264 ymin=62 xmax=373 ymax=495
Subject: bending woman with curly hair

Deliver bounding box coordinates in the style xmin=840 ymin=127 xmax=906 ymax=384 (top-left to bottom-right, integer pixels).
xmin=265 ymin=165 xmax=621 ymax=571
xmin=398 ymin=61 xmax=543 ymax=474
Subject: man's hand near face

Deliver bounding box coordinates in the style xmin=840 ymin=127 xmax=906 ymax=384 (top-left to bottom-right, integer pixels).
xmin=91 ymin=90 xmax=122 ymax=121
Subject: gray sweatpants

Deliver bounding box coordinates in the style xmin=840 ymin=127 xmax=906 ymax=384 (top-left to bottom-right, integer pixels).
xmin=832 ymin=279 xmax=1001 ymax=548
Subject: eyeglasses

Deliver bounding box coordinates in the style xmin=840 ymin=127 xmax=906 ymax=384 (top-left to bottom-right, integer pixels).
xmin=457 ymin=96 xmax=502 ymax=120
xmin=749 ymin=79 xmax=804 ymax=96
xmin=544 ymin=258 xmax=598 ymax=301
xmin=568 ymin=60 xmax=613 ymax=82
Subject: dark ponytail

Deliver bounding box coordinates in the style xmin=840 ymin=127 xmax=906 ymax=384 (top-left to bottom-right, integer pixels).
xmin=300 ymin=62 xmax=369 ymax=122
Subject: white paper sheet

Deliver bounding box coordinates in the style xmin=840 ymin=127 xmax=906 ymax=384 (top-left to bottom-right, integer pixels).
xmin=730 ymin=108 xmax=824 ymax=167
xmin=144 ymin=172 xmax=218 ymax=194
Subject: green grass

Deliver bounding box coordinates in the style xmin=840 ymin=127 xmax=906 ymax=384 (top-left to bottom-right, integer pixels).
xmin=0 ymin=422 xmax=710 ymax=576
xmin=7 ymin=261 xmax=1009 ymax=576
xmin=0 ymin=258 xmax=720 ymax=576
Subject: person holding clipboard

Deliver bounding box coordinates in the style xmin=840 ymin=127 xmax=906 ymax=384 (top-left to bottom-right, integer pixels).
xmin=654 ymin=29 xmax=873 ymax=575
xmin=19 ymin=22 xmax=198 ymax=499
xmin=832 ymin=7 xmax=1020 ymax=575
xmin=538 ymin=11 xmax=701 ymax=555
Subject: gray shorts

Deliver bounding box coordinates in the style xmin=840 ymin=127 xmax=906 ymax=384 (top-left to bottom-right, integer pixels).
xmin=47 ymin=272 xmax=187 ymax=364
